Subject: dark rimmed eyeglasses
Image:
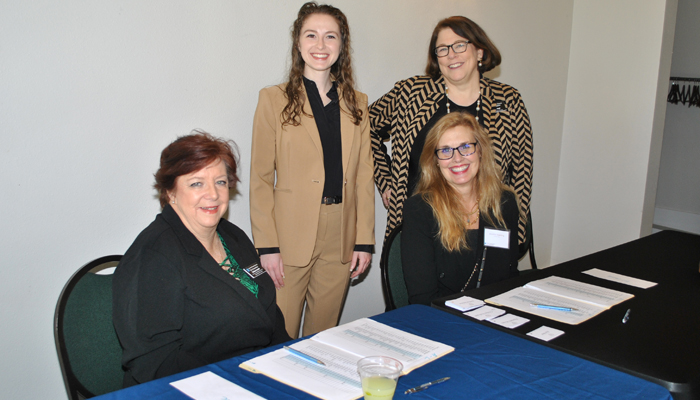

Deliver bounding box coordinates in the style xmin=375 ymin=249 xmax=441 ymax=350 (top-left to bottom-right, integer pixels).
xmin=435 ymin=40 xmax=470 ymax=58
xmin=435 ymin=142 xmax=478 ymax=160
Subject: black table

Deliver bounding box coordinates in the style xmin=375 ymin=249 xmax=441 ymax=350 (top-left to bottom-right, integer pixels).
xmin=433 ymin=230 xmax=700 ymax=400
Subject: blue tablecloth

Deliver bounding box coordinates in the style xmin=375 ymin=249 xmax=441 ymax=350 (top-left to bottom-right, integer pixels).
xmin=95 ymin=305 xmax=671 ymax=399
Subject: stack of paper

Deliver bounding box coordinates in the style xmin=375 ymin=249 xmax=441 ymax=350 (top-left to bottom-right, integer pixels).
xmin=240 ymin=318 xmax=454 ymax=400
xmin=486 ymin=276 xmax=634 ymax=325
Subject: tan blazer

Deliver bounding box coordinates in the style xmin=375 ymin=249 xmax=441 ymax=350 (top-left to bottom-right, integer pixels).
xmin=250 ymin=84 xmax=375 ymax=266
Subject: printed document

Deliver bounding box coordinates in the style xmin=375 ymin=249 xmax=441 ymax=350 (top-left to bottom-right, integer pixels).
xmin=240 ymin=318 xmax=453 ymax=400
xmin=486 ymin=276 xmax=633 ymax=325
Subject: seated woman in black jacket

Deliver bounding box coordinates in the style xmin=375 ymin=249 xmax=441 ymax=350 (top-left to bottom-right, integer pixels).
xmin=112 ymin=131 xmax=290 ymax=387
xmin=402 ymin=112 xmax=519 ymax=305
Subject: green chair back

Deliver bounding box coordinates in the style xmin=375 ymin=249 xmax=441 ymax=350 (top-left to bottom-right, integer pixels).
xmin=54 ymin=255 xmax=123 ymax=399
xmin=380 ymin=224 xmax=409 ymax=311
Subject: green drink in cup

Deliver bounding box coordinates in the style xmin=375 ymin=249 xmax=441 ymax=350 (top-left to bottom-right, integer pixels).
xmin=357 ymin=356 xmax=403 ymax=400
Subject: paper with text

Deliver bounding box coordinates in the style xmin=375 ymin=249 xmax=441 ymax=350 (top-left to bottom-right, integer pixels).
xmin=527 ymin=326 xmax=565 ymax=341
xmin=525 ymin=276 xmax=634 ymax=308
xmin=489 ymin=314 xmax=529 ymax=329
xmin=445 ymin=296 xmax=485 ymax=312
xmin=240 ymin=318 xmax=453 ymax=400
xmin=170 ymin=371 xmax=266 ymax=400
xmin=582 ymin=268 xmax=657 ymax=289
xmin=486 ymin=277 xmax=633 ymax=324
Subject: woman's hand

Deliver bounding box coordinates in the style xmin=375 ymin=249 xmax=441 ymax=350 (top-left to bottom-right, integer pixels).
xmin=260 ymin=253 xmax=285 ymax=289
xmin=381 ymin=189 xmax=392 ymax=209
xmin=350 ymin=251 xmax=371 ymax=278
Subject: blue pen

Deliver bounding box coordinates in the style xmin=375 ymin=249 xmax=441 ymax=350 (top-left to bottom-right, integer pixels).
xmin=530 ymin=303 xmax=578 ymax=312
xmin=283 ymin=346 xmax=326 ymax=366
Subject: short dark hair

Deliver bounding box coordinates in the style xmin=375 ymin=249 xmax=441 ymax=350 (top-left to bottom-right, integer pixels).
xmin=425 ymin=16 xmax=501 ymax=80
xmin=154 ymin=131 xmax=239 ymax=208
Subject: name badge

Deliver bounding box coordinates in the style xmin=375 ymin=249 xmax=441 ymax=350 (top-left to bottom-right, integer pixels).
xmin=484 ymin=228 xmax=509 ymax=249
xmin=243 ymin=263 xmax=267 ymax=279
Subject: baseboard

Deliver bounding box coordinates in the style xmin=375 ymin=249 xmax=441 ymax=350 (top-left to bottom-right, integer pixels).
xmin=653 ymin=208 xmax=700 ymax=235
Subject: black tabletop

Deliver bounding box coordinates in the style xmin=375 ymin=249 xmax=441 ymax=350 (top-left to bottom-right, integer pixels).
xmin=432 ymin=230 xmax=700 ymax=400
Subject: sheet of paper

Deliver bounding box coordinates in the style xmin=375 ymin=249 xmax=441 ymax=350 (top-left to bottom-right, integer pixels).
xmin=170 ymin=371 xmax=266 ymax=400
xmin=445 ymin=296 xmax=485 ymax=312
xmin=312 ymin=318 xmax=454 ymax=374
xmin=240 ymin=318 xmax=455 ymax=400
xmin=489 ymin=314 xmax=529 ymax=329
xmin=465 ymin=305 xmax=506 ymax=321
xmin=525 ymin=276 xmax=633 ymax=308
xmin=527 ymin=326 xmax=564 ymax=341
xmin=486 ymin=287 xmax=605 ymax=325
xmin=241 ymin=341 xmax=363 ymax=400
xmin=582 ymin=268 xmax=657 ymax=289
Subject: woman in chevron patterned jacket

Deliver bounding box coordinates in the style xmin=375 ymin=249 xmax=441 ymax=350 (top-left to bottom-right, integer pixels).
xmin=369 ymin=16 xmax=533 ymax=247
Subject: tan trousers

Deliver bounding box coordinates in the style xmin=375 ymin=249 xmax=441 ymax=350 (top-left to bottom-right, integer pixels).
xmin=276 ymin=203 xmax=351 ymax=338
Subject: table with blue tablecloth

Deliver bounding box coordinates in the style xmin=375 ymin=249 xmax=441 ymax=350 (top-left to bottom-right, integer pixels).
xmin=95 ymin=304 xmax=671 ymax=400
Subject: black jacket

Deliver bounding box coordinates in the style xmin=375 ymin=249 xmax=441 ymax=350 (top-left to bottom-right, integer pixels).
xmin=401 ymin=190 xmax=519 ymax=305
xmin=113 ymin=205 xmax=290 ymax=387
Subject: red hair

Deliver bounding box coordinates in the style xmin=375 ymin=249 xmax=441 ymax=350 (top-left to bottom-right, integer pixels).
xmin=154 ymin=130 xmax=239 ymax=208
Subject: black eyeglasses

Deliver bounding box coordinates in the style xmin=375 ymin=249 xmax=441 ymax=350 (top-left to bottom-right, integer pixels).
xmin=435 ymin=40 xmax=470 ymax=58
xmin=435 ymin=142 xmax=478 ymax=160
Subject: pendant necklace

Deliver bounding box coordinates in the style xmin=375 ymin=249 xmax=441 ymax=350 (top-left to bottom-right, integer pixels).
xmin=445 ymin=84 xmax=480 ymax=121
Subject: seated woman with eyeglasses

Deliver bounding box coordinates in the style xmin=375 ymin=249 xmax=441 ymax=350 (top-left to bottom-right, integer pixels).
xmin=401 ymin=112 xmax=519 ymax=305
xmin=370 ymin=16 xmax=533 ymax=258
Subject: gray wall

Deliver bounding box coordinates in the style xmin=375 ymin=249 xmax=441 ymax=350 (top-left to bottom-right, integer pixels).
xmin=0 ymin=0 xmax=676 ymax=398
xmin=654 ymin=0 xmax=700 ymax=234
xmin=551 ymin=0 xmax=677 ymax=263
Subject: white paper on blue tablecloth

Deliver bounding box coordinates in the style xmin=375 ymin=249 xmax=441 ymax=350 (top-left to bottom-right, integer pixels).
xmin=240 ymin=318 xmax=454 ymax=400
xmin=582 ymin=268 xmax=657 ymax=289
xmin=445 ymin=296 xmax=485 ymax=312
xmin=170 ymin=371 xmax=266 ymax=400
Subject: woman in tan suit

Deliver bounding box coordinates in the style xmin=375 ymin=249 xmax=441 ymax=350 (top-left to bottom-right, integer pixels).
xmin=250 ymin=2 xmax=374 ymax=339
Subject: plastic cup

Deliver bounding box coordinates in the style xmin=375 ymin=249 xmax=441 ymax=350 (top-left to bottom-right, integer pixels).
xmin=357 ymin=356 xmax=403 ymax=400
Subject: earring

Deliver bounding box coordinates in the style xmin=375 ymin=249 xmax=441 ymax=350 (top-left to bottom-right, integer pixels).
xmin=478 ymin=58 xmax=483 ymax=68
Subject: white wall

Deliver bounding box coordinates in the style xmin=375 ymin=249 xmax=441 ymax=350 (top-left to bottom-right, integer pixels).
xmin=2 ymin=0 xmax=677 ymax=398
xmin=654 ymin=0 xmax=700 ymax=234
xmin=551 ymin=0 xmax=677 ymax=264
xmin=0 ymin=1 xmax=573 ymax=397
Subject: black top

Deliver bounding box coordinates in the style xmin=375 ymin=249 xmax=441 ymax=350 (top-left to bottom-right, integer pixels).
xmin=407 ymin=96 xmax=483 ymax=196
xmin=113 ymin=206 xmax=290 ymax=387
xmin=401 ymin=190 xmax=519 ymax=305
xmin=303 ymin=77 xmax=343 ymax=199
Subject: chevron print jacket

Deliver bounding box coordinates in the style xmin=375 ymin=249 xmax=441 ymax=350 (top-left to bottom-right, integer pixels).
xmin=369 ymin=75 xmax=533 ymax=244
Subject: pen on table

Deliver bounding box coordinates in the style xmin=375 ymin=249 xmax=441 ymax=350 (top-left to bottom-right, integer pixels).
xmin=530 ymin=303 xmax=578 ymax=312
xmin=622 ymin=308 xmax=631 ymax=324
xmin=405 ymin=377 xmax=450 ymax=394
xmin=283 ymin=346 xmax=326 ymax=366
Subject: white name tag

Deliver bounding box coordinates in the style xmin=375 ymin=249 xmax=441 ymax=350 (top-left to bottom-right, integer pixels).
xmin=484 ymin=228 xmax=509 ymax=249
xmin=243 ymin=263 xmax=267 ymax=279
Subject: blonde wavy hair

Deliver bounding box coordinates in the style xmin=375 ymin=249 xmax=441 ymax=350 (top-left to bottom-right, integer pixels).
xmin=416 ymin=112 xmax=515 ymax=252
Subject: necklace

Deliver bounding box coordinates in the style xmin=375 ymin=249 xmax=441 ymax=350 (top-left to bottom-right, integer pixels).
xmin=466 ymin=197 xmax=480 ymax=226
xmin=445 ymin=84 xmax=480 ymax=121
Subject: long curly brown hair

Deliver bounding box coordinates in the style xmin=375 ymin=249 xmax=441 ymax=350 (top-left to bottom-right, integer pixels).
xmin=281 ymin=2 xmax=362 ymax=127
